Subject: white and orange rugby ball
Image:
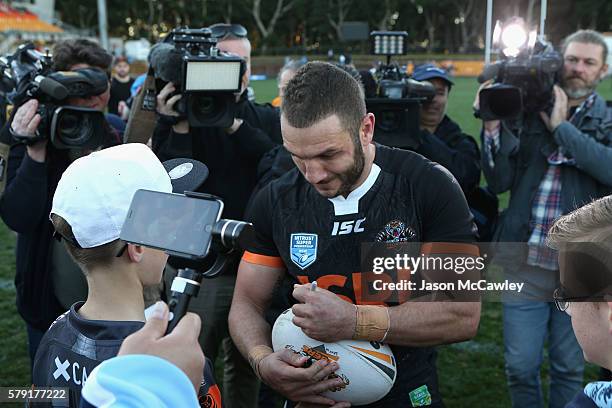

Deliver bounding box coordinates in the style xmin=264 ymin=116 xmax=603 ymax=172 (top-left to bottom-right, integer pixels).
xmin=272 ymin=309 xmax=396 ymax=406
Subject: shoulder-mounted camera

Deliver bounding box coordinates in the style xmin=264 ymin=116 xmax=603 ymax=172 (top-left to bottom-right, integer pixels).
xmin=146 ymin=26 xmax=246 ymax=128
xmin=366 ymin=31 xmax=436 ymax=150
xmin=476 ymin=20 xmax=563 ymax=121
xmin=3 ymin=42 xmax=109 ymax=150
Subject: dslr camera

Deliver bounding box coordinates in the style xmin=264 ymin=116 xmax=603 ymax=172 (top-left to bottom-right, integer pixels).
xmin=1 ymin=43 xmax=109 ymax=149
xmin=365 ymin=31 xmax=435 ymax=150
xmin=146 ymin=27 xmax=246 ymax=128
xmin=477 ymin=20 xmax=563 ymax=121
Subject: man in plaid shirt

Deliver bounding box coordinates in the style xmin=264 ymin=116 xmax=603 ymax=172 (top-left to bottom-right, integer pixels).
xmin=478 ymin=30 xmax=612 ymax=408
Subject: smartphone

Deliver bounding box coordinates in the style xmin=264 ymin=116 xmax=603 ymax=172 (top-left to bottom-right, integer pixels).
xmin=120 ymin=189 xmax=224 ymax=258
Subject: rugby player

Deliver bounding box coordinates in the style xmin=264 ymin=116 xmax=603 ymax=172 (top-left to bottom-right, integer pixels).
xmin=229 ymin=62 xmax=481 ymax=407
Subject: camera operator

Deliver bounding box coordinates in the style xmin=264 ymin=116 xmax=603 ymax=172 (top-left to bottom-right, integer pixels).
xmin=0 ymin=39 xmax=120 ymax=369
xmin=411 ymin=64 xmax=480 ymax=195
xmin=151 ymin=23 xmax=281 ymax=408
xmin=477 ymin=29 xmax=611 ymax=407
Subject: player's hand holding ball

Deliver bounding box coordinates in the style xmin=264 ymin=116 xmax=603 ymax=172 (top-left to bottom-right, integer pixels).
xmin=257 ymin=348 xmax=347 ymax=405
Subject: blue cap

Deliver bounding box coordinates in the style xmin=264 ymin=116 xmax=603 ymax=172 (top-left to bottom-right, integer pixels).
xmin=412 ymin=64 xmax=454 ymax=87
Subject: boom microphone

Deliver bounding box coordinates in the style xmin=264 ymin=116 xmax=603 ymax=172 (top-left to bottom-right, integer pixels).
xmin=148 ymin=43 xmax=184 ymax=86
xmin=34 ymin=75 xmax=68 ymax=100
xmin=477 ymin=63 xmax=501 ymax=84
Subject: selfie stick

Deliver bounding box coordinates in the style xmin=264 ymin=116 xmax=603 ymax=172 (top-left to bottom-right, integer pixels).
xmin=166 ymin=254 xmax=229 ymax=333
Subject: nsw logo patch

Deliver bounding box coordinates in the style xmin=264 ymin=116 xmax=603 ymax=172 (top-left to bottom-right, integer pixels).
xmin=409 ymin=384 xmax=432 ymax=406
xmin=290 ymin=233 xmax=318 ymax=269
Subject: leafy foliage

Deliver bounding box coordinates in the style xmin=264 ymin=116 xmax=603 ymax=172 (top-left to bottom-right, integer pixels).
xmin=54 ymin=0 xmax=612 ymax=54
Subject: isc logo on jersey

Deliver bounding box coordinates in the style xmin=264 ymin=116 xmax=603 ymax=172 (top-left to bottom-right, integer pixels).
xmin=332 ymin=218 xmax=366 ymax=236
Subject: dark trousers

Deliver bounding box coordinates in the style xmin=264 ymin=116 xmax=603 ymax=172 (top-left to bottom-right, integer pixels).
xmin=26 ymin=323 xmax=45 ymax=379
xmin=165 ymin=266 xmax=260 ymax=408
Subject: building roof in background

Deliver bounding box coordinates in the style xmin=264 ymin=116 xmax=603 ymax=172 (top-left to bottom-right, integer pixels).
xmin=0 ymin=4 xmax=62 ymax=33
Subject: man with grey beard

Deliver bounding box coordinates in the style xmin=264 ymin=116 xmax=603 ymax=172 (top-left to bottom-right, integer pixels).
xmin=476 ymin=29 xmax=611 ymax=408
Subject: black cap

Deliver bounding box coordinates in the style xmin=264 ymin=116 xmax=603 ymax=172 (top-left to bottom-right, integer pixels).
xmin=162 ymin=158 xmax=209 ymax=194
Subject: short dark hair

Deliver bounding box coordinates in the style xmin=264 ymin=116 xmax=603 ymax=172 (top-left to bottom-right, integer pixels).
xmin=51 ymin=213 xmax=125 ymax=273
xmin=113 ymin=56 xmax=129 ymax=66
xmin=561 ymin=29 xmax=608 ymax=64
xmin=282 ymin=62 xmax=366 ymax=139
xmin=52 ymin=39 xmax=113 ymax=72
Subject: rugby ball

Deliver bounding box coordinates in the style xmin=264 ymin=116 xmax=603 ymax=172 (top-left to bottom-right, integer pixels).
xmin=272 ymin=309 xmax=396 ymax=406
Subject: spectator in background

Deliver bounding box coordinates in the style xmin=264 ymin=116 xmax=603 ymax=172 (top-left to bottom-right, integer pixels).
xmin=477 ymin=29 xmax=611 ymax=408
xmin=411 ymin=63 xmax=480 ymax=195
xmin=0 ymin=39 xmax=122 ymax=372
xmin=108 ymin=56 xmax=134 ymax=117
xmin=271 ymin=58 xmax=307 ymax=107
xmin=410 ymin=64 xmax=499 ymax=241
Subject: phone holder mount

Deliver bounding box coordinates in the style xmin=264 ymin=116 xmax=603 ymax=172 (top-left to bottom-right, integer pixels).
xmin=165 ymin=191 xmax=250 ymax=333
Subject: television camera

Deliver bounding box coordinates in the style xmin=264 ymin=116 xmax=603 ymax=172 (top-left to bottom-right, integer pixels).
xmin=0 ymin=42 xmax=109 ymax=149
xmin=366 ymin=31 xmax=436 ymax=150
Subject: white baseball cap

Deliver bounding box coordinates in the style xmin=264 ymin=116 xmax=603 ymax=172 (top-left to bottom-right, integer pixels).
xmin=51 ymin=143 xmax=208 ymax=248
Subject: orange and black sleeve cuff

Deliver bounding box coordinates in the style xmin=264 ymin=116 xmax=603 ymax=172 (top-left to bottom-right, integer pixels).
xmin=242 ymin=251 xmax=285 ymax=268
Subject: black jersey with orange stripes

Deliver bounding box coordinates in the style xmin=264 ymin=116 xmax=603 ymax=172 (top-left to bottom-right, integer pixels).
xmin=32 ymin=301 xmax=222 ymax=408
xmin=244 ymin=143 xmax=477 ymax=408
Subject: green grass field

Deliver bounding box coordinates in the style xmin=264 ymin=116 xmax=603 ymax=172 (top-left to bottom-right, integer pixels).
xmin=0 ymin=76 xmax=611 ymax=406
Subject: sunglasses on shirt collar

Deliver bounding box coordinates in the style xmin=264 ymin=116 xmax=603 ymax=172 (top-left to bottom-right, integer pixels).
xmin=209 ymin=24 xmax=248 ymax=39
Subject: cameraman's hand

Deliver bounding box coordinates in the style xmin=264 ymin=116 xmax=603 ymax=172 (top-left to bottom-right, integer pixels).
xmin=540 ymin=85 xmax=568 ymax=132
xmin=473 ymin=80 xmax=500 ymax=133
xmin=118 ymin=301 xmax=204 ymax=392
xmin=118 ymin=100 xmax=130 ymax=121
xmin=26 ymin=141 xmax=47 ymax=163
xmin=156 ymin=82 xmax=189 ymax=134
xmin=258 ymin=348 xmax=347 ymax=405
xmin=225 ymin=118 xmax=244 ymax=134
xmin=11 ymin=100 xmax=46 ymax=162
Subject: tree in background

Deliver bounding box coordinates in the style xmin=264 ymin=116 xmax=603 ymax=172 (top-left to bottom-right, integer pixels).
xmin=54 ymin=0 xmax=612 ymax=55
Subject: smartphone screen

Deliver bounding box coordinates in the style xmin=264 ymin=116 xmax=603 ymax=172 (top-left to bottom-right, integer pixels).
xmin=120 ymin=189 xmax=223 ymax=258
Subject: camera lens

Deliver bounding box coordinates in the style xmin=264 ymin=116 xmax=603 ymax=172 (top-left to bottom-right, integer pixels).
xmin=58 ymin=112 xmax=94 ymax=147
xmin=212 ymin=219 xmax=255 ymax=252
xmin=378 ymin=110 xmax=401 ymax=132
xmin=52 ymin=108 xmax=107 ymax=150
xmin=58 ymin=111 xmax=80 ymax=136
xmin=191 ymin=95 xmax=218 ymax=117
xmin=480 ymin=86 xmax=522 ymax=120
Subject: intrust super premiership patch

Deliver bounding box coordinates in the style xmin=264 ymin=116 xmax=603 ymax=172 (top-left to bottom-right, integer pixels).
xmin=290 ymin=233 xmax=318 ymax=270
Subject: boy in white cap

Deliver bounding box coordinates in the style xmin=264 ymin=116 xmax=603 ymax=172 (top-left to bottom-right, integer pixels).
xmin=31 ymin=143 xmax=221 ymax=407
